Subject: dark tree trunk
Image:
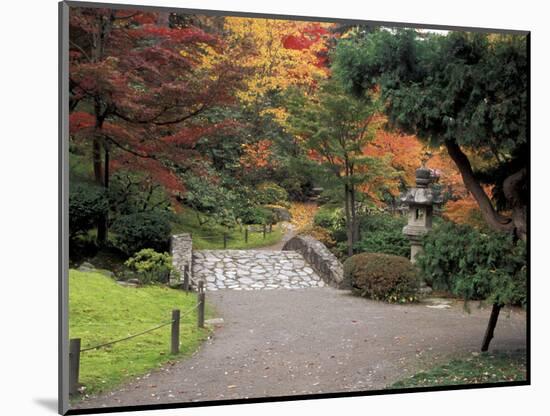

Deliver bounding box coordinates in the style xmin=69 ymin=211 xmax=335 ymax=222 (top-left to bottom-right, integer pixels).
xmin=350 ymin=186 xmax=360 ymax=243
xmin=92 ymin=138 xmax=103 ymax=185
xmin=104 ymin=146 xmax=110 ymax=189
xmin=93 ymin=134 xmax=107 ymax=245
xmin=481 ymin=303 xmax=502 ymax=352
xmin=503 ymin=167 xmax=527 ymax=242
xmin=445 ymin=140 xmax=514 ymax=233
xmin=96 ymin=146 xmax=110 ymax=245
xmin=445 ymin=140 xmax=527 ymax=242
xmin=344 ymin=183 xmax=353 ymax=257
xmin=92 ymin=91 xmax=109 ymax=244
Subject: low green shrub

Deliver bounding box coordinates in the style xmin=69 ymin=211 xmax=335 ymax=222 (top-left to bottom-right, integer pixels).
xmin=111 ymin=211 xmax=172 ymax=256
xmin=344 ymin=252 xmax=419 ymax=303
xmin=239 ymin=206 xmax=274 ymax=225
xmin=358 ymin=212 xmax=407 ymax=233
xmin=354 ymin=214 xmax=409 ymax=257
xmin=327 ymin=212 xmax=409 ymax=259
xmin=354 ymin=213 xmax=410 ymax=257
xmin=314 ymin=206 xmax=345 ymax=230
xmin=69 ymin=235 xmax=99 ymax=264
xmin=124 ymin=248 xmax=175 ymax=284
xmin=417 ymin=221 xmax=527 ymax=306
xmin=280 ymin=176 xmax=308 ymax=201
xmin=69 ymin=183 xmax=108 ymax=238
xmin=353 ymin=232 xmax=409 ymax=257
xmin=256 ymin=182 xmax=289 ymax=207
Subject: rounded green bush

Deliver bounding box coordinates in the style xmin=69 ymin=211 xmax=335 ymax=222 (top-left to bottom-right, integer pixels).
xmin=238 ymin=206 xmax=274 ymax=225
xmin=111 ymin=212 xmax=171 ymax=256
xmin=69 ymin=183 xmax=108 ymax=238
xmin=256 ymin=182 xmax=289 ymax=207
xmin=124 ymin=248 xmax=175 ymax=284
xmin=313 ymin=206 xmax=344 ymax=230
xmin=344 ymin=253 xmax=419 ymax=303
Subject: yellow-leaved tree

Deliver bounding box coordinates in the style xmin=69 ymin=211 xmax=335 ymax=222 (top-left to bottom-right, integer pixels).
xmin=224 ymin=17 xmax=333 ymax=125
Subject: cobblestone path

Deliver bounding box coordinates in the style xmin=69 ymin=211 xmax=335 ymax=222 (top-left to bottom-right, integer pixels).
xmin=192 ymin=250 xmax=326 ymax=291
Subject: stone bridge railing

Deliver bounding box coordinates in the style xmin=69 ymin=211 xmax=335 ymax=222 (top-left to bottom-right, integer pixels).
xmin=282 ymin=235 xmax=348 ymax=289
xmin=171 ymin=232 xmax=348 ymax=290
xmin=170 ymin=233 xmax=192 ymax=286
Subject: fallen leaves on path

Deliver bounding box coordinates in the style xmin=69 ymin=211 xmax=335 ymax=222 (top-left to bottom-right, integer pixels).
xmin=289 ymin=202 xmax=319 ymax=229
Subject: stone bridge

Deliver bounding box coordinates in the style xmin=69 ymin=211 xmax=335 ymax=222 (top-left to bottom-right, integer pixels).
xmin=171 ymin=233 xmax=346 ymax=291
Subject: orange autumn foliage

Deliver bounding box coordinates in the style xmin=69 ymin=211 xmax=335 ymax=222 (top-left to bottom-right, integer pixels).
xmin=425 ymin=151 xmax=482 ymax=226
xmin=360 ymin=116 xmax=481 ymax=225
xmin=444 ymin=198 xmax=482 ymax=225
xmin=362 ymin=126 xmax=423 ymax=199
xmin=239 ymin=139 xmax=276 ymax=171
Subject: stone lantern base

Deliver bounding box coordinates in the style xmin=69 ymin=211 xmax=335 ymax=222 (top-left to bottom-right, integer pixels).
xmin=402 ymin=225 xmax=427 ymax=263
xmin=403 ymin=230 xmax=432 ymax=295
xmin=410 ymin=242 xmax=424 ymax=264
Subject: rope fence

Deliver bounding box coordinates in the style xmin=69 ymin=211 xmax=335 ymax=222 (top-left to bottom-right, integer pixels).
xmin=194 ymin=224 xmax=273 ymax=248
xmin=79 ymin=319 xmax=175 ymax=353
xmin=69 ymin=280 xmax=206 ymax=396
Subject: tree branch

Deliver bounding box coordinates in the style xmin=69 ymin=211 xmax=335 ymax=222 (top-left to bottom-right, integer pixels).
xmin=113 ymin=104 xmax=206 ymax=126
xmin=444 ymin=139 xmax=513 ymax=233
xmin=70 ymin=40 xmax=92 ymax=62
xmin=106 ymin=136 xmax=156 ymax=159
xmin=113 ymin=12 xmax=140 ymax=21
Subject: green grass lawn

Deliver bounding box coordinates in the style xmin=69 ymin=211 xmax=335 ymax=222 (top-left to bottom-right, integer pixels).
xmin=389 ymin=351 xmax=527 ymax=389
xmin=172 ymin=208 xmax=283 ymax=250
xmin=69 ymin=269 xmax=213 ymax=397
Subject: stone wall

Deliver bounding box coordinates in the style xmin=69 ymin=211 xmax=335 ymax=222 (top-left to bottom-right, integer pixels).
xmin=282 ymin=235 xmax=348 ymax=289
xmin=170 ymin=233 xmax=193 ymax=286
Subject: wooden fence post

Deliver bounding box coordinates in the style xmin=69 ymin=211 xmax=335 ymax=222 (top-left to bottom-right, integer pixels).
xmin=263 ymin=224 xmax=266 ymax=239
xmin=269 ymin=222 xmax=272 ymax=233
xmin=183 ymin=264 xmax=190 ymax=292
xmin=171 ymin=309 xmax=180 ymax=355
xmin=244 ymin=227 xmax=248 ymax=244
xmin=69 ymin=338 xmax=81 ymax=396
xmin=223 ymin=233 xmax=228 ymax=249
xmin=197 ymin=280 xmax=205 ymax=328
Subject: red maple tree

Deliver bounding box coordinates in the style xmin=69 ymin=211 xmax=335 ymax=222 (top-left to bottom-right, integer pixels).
xmin=69 ymin=8 xmax=243 ymax=240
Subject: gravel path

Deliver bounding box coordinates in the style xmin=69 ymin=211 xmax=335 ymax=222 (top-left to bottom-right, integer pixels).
xmin=74 ymin=288 xmax=526 ymax=411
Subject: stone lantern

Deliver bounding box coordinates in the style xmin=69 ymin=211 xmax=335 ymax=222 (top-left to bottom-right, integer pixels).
xmin=400 ymin=165 xmax=441 ymax=263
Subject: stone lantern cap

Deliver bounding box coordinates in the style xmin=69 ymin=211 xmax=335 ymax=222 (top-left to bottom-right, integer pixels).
xmin=415 ymin=166 xmax=432 ymax=187
xmin=399 ymin=166 xmax=443 ymax=206
xmin=400 ymin=187 xmax=440 ymax=206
